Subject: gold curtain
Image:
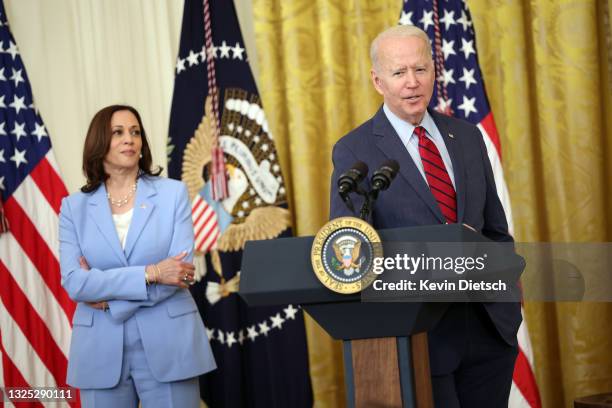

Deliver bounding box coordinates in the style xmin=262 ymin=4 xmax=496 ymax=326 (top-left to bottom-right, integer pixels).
xmin=251 ymin=0 xmax=612 ymax=407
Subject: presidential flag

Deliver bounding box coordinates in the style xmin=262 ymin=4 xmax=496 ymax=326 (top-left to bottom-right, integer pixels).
xmin=399 ymin=1 xmax=541 ymax=406
xmin=167 ymin=0 xmax=312 ymax=406
xmin=0 ymin=1 xmax=76 ymax=407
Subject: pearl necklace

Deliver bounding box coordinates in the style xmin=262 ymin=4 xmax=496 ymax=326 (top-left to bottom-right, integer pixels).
xmin=107 ymin=183 xmax=137 ymax=207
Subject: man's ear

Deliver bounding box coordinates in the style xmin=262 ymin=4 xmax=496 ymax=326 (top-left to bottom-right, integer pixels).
xmin=370 ymin=69 xmax=384 ymax=96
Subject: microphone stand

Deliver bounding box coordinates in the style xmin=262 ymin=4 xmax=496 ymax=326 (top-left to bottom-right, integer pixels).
xmin=358 ymin=188 xmax=380 ymax=221
xmin=339 ymin=190 xmax=356 ymax=214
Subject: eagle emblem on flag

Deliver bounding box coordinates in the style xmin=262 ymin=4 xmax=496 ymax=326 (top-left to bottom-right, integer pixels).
xmin=181 ymin=90 xmax=291 ymax=303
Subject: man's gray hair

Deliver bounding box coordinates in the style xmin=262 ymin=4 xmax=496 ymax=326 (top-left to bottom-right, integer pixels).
xmin=370 ymin=25 xmax=433 ymax=70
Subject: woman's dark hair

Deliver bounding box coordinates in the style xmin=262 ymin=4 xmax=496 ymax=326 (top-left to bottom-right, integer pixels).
xmin=81 ymin=105 xmax=162 ymax=193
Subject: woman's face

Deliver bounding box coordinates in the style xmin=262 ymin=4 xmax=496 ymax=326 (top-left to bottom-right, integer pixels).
xmin=104 ymin=110 xmax=143 ymax=173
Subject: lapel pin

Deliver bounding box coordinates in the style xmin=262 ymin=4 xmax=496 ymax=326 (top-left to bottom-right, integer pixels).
xmin=448 ymin=133 xmax=455 ymax=139
xmin=140 ymin=204 xmax=147 ymax=209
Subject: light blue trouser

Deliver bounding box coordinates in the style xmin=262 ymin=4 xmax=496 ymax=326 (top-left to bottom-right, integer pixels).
xmin=79 ymin=316 xmax=200 ymax=408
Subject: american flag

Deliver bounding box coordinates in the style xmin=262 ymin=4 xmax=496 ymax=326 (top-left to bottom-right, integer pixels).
xmin=192 ymin=193 xmax=220 ymax=253
xmin=167 ymin=0 xmax=312 ymax=405
xmin=0 ymin=2 xmax=76 ymax=407
xmin=399 ymin=1 xmax=541 ymax=407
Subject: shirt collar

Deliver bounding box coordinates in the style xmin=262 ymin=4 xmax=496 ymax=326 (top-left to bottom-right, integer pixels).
xmin=382 ymin=104 xmax=437 ymax=141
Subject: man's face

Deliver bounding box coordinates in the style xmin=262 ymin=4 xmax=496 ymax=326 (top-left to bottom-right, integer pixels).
xmin=371 ymin=36 xmax=435 ymax=125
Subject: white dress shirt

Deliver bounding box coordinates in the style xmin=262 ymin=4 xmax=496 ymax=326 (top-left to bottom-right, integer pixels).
xmin=112 ymin=208 xmax=133 ymax=250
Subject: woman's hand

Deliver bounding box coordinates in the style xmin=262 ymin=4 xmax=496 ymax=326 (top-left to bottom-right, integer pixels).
xmin=79 ymin=256 xmax=90 ymax=271
xmin=87 ymin=301 xmax=109 ymax=310
xmin=80 ymin=256 xmax=109 ymax=310
xmin=148 ymin=251 xmax=195 ymax=289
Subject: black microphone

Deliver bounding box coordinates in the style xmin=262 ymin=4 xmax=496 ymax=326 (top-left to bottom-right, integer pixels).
xmin=371 ymin=160 xmax=399 ymax=192
xmin=337 ymin=161 xmax=369 ymax=195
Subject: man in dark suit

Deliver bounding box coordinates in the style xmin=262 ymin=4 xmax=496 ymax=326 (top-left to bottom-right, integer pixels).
xmin=330 ymin=25 xmax=521 ymax=407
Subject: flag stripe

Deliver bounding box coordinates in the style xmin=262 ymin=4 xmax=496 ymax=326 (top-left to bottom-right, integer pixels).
xmin=517 ymin=314 xmax=535 ymax=363
xmin=0 ymin=262 xmax=68 ymax=388
xmin=0 ymin=336 xmax=40 ymax=408
xmin=479 ymin=112 xmax=501 ymax=159
xmin=0 ymin=298 xmax=57 ymax=400
xmin=0 ymin=329 xmax=8 ymax=408
xmin=0 ymin=234 xmax=72 ymax=356
xmin=29 ymin=156 xmax=68 ymax=214
xmin=191 ymin=198 xmax=206 ymax=222
xmin=196 ymin=223 xmax=219 ymax=251
xmin=478 ymin=123 xmax=514 ymax=235
xmin=197 ymin=224 xmax=219 ymax=251
xmin=509 ymin=382 xmax=531 ymax=408
xmin=11 ymin=175 xmax=60 ymax=259
xmin=201 ymin=229 xmax=220 ymax=253
xmin=194 ymin=204 xmax=219 ymax=251
xmin=513 ymin=347 xmax=542 ymax=407
xmin=194 ymin=205 xmax=215 ymax=234
xmin=44 ymin=152 xmax=63 ymax=182
xmin=196 ymin=210 xmax=218 ymax=240
xmin=2 ymin=197 xmax=75 ymax=318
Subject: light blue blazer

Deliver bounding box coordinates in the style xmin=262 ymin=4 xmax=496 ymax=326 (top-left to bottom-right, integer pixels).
xmin=59 ymin=176 xmax=216 ymax=389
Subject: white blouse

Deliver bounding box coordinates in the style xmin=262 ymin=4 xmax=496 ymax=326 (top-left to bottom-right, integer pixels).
xmin=112 ymin=208 xmax=133 ymax=249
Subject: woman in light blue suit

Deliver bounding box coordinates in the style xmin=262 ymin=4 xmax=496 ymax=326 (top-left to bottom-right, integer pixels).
xmin=59 ymin=105 xmax=216 ymax=407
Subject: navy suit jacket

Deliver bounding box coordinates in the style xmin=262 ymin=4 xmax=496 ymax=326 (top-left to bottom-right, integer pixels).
xmin=330 ymin=107 xmax=521 ymax=363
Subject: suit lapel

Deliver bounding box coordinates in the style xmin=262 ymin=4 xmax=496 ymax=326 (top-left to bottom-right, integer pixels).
xmin=87 ymin=184 xmax=128 ymax=266
xmin=429 ymin=110 xmax=466 ymax=222
xmin=123 ymin=177 xmax=156 ymax=260
xmin=373 ymin=108 xmax=445 ymax=223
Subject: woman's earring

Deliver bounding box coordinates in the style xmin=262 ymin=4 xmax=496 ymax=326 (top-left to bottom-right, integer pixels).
xmin=139 ymin=153 xmax=143 ymax=159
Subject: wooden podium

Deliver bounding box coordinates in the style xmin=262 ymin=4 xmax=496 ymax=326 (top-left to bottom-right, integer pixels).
xmin=239 ymin=224 xmax=519 ymax=407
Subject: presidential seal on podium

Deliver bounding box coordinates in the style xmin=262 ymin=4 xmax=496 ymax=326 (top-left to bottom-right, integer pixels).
xmin=311 ymin=217 xmax=383 ymax=294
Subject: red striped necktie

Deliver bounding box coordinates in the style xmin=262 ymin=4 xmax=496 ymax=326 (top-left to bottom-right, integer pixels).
xmin=414 ymin=126 xmax=457 ymax=223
